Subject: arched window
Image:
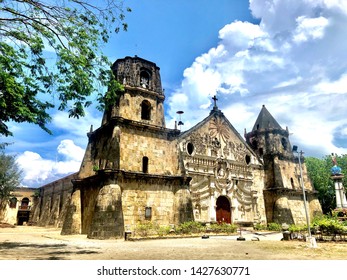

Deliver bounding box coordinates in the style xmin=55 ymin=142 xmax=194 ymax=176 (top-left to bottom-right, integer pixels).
xmin=142 ymin=156 xmax=149 ymax=173
xmin=140 ymin=70 xmax=150 ymax=88
xmin=21 ymin=197 xmax=29 ymax=210
xmin=141 ymin=100 xmax=151 ymax=120
xmin=9 ymin=197 xmax=17 ymax=208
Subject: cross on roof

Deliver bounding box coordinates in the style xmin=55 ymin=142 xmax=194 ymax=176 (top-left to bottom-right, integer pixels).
xmin=212 ymin=95 xmax=218 ymax=109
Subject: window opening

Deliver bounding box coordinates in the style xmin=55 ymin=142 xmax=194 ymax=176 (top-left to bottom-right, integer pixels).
xmin=141 ymin=100 xmax=151 ymax=120
xmin=140 ymin=70 xmax=150 ymax=88
xmin=20 ymin=197 xmax=29 ymax=210
xmin=9 ymin=197 xmax=17 ymax=208
xmin=142 ymin=156 xmax=149 ymax=173
xmin=187 ymin=142 xmax=194 ymax=155
xmin=145 ymin=207 xmax=152 ymax=220
xmin=245 ymin=154 xmax=251 ymax=165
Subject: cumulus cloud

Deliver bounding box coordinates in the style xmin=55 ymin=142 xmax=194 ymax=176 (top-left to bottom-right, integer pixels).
xmin=167 ymin=0 xmax=347 ymax=157
xmin=16 ymin=140 xmax=84 ymax=187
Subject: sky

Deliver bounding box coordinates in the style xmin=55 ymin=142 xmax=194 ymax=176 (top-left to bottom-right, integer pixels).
xmin=3 ymin=0 xmax=347 ymax=188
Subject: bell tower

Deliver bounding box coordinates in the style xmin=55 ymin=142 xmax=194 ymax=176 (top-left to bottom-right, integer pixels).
xmin=245 ymin=105 xmax=293 ymax=160
xmin=102 ymin=55 xmax=166 ymax=127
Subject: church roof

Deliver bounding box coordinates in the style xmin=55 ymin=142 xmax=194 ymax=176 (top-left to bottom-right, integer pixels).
xmin=252 ymin=105 xmax=282 ymax=131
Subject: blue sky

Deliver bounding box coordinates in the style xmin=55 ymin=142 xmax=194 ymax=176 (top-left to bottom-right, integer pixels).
xmin=3 ymin=0 xmax=347 ymax=188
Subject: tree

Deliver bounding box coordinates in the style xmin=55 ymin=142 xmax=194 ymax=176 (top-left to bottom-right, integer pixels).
xmin=0 ymin=148 xmax=22 ymax=205
xmin=0 ymin=0 xmax=130 ymax=136
xmin=305 ymin=154 xmax=347 ymax=214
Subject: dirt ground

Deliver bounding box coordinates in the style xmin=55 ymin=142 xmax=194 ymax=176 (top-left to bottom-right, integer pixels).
xmin=1 ymin=225 xmax=347 ymax=260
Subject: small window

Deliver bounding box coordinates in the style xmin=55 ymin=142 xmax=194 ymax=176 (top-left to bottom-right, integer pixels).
xmin=141 ymin=100 xmax=151 ymax=120
xmin=290 ymin=178 xmax=295 ymax=189
xmin=142 ymin=156 xmax=149 ymax=173
xmin=145 ymin=207 xmax=152 ymax=220
xmin=9 ymin=197 xmax=17 ymax=208
xmin=187 ymin=142 xmax=194 ymax=155
xmin=245 ymin=155 xmax=251 ymax=165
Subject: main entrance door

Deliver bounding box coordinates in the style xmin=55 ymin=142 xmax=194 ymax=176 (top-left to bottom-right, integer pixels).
xmin=216 ymin=196 xmax=231 ymax=224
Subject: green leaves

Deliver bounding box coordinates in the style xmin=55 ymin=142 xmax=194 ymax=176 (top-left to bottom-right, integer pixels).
xmin=0 ymin=149 xmax=22 ymax=202
xmin=0 ymin=0 xmax=131 ymax=136
xmin=306 ymin=155 xmax=347 ymax=213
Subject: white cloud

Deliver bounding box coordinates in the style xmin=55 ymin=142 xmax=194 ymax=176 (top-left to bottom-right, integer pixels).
xmin=16 ymin=139 xmax=84 ymax=187
xmin=293 ymin=16 xmax=329 ymax=43
xmin=167 ymin=0 xmax=347 ymax=157
xmin=52 ymin=109 xmax=101 ymax=147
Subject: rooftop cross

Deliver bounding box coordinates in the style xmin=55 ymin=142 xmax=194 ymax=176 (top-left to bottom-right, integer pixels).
xmin=212 ymin=95 xmax=218 ymax=110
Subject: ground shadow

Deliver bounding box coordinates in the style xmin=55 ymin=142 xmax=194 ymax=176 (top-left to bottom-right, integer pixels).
xmin=0 ymin=242 xmax=100 ymax=260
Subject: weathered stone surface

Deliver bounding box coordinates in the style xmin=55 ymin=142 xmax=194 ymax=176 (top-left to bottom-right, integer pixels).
xmin=88 ymin=184 xmax=124 ymax=239
xmin=61 ymin=189 xmax=81 ymax=235
xmin=6 ymin=56 xmax=323 ymax=239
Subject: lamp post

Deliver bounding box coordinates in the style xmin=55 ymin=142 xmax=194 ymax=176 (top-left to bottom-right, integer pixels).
xmin=292 ymin=145 xmax=316 ymax=247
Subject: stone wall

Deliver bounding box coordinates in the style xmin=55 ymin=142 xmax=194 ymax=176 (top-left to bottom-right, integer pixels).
xmin=119 ymin=126 xmax=180 ymax=175
xmin=31 ymin=173 xmax=76 ymax=227
xmin=61 ymin=170 xmax=192 ymax=239
xmin=117 ymin=90 xmax=165 ymax=127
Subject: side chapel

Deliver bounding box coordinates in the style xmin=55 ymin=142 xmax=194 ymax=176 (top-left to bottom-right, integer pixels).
xmin=29 ymin=56 xmax=322 ymax=239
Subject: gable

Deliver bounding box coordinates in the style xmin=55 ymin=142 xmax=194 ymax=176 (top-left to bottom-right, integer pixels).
xmin=178 ymin=111 xmax=260 ymax=165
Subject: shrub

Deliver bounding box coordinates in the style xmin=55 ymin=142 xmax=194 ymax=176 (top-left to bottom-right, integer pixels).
xmin=267 ymin=222 xmax=282 ymax=231
xmin=134 ymin=221 xmax=155 ymax=237
xmin=175 ymin=221 xmax=204 ymax=234
xmin=157 ymin=225 xmax=171 ymax=237
xmin=288 ymin=224 xmax=307 ymax=233
xmin=253 ymin=223 xmax=267 ymax=231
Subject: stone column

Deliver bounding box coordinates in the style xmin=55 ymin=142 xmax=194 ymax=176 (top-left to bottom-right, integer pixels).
xmin=61 ymin=189 xmax=82 ymax=235
xmin=87 ymin=184 xmax=124 ymax=239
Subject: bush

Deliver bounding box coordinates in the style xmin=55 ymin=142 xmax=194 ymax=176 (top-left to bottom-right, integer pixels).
xmin=267 ymin=222 xmax=282 ymax=231
xmin=174 ymin=221 xmax=204 ymax=234
xmin=134 ymin=221 xmax=155 ymax=237
xmin=288 ymin=224 xmax=307 ymax=233
xmin=312 ymin=215 xmax=346 ymax=234
xmin=253 ymin=223 xmax=267 ymax=231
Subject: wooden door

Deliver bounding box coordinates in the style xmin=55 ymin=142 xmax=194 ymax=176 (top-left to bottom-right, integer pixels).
xmin=216 ymin=196 xmax=231 ymax=224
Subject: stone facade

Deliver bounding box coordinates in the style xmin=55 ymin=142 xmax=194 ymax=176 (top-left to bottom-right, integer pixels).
xmin=245 ymin=105 xmax=322 ymax=224
xmin=20 ymin=56 xmax=322 ymax=239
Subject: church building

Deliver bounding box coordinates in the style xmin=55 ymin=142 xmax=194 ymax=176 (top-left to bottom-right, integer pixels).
xmin=27 ymin=56 xmax=322 ymax=239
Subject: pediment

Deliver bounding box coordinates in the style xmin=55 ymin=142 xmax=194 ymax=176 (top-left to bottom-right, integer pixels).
xmin=178 ymin=111 xmax=259 ymax=165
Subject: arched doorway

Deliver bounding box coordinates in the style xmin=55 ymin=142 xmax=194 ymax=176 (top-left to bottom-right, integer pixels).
xmin=216 ymin=196 xmax=231 ymax=224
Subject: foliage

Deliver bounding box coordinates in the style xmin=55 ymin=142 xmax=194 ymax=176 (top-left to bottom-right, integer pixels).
xmin=174 ymin=221 xmax=205 ymax=234
xmin=312 ymin=214 xmax=347 ymax=234
xmin=133 ymin=221 xmax=156 ymax=237
xmin=288 ymin=224 xmax=307 ymax=233
xmin=305 ymin=155 xmax=347 ymax=213
xmin=253 ymin=223 xmax=268 ymax=231
xmin=0 ymin=148 xmax=22 ymax=203
xmin=0 ymin=0 xmax=131 ymax=136
xmin=267 ymin=222 xmax=282 ymax=231
xmin=209 ymin=222 xmax=238 ymax=234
